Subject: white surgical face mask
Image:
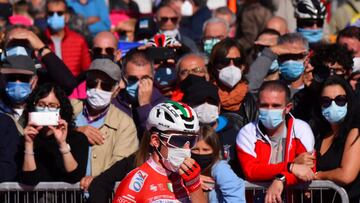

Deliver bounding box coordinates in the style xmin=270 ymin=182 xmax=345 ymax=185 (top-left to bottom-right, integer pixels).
xmin=193 ymin=103 xmax=219 ymax=124
xmin=158 ymin=141 xmax=191 ymax=172
xmin=86 ymin=88 xmax=112 ymax=110
xmin=181 ymin=0 xmax=193 ymax=16
xmin=353 ymin=57 xmax=360 ymax=73
xmin=218 ymin=65 xmax=242 ymax=88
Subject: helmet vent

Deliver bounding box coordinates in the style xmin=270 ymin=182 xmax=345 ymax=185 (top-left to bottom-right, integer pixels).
xmin=164 ymin=112 xmax=175 ymax=123
xmin=184 ymin=124 xmax=194 ymax=129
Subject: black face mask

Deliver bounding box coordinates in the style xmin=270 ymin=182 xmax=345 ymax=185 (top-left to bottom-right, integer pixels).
xmin=191 ymin=152 xmax=213 ymax=171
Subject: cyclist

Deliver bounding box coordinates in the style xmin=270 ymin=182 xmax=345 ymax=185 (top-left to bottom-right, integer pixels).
xmin=113 ymin=101 xmax=206 ymax=203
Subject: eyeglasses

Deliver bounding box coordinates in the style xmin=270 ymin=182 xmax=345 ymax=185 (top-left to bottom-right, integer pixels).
xmin=5 ymin=74 xmax=32 ymax=83
xmin=298 ymin=19 xmax=324 ymax=28
xmin=35 ymin=102 xmax=60 ymax=112
xmin=320 ymin=95 xmax=347 ymax=108
xmin=179 ymin=67 xmax=206 ymax=77
xmin=216 ymin=57 xmax=242 ymax=68
xmin=47 ymin=11 xmax=65 ymax=16
xmin=159 ymin=17 xmax=178 ymax=24
xmin=86 ymin=78 xmax=116 ymax=91
xmin=158 ymin=132 xmax=198 ymax=149
xmin=92 ymin=47 xmax=115 ymax=56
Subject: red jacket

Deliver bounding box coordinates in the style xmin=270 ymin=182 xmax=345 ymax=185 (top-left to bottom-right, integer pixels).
xmin=45 ymin=26 xmax=91 ymax=77
xmin=236 ymin=115 xmax=315 ymax=185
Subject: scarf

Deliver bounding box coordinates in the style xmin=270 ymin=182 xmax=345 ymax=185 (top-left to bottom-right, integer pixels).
xmin=218 ymin=82 xmax=248 ymax=111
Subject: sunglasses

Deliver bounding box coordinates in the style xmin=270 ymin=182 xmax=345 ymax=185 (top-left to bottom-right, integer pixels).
xmin=47 ymin=11 xmax=65 ymax=16
xmin=320 ymin=95 xmax=347 ymax=108
xmin=159 ymin=17 xmax=178 ymax=24
xmin=179 ymin=67 xmax=206 ymax=76
xmin=217 ymin=57 xmax=242 ymax=68
xmin=92 ymin=47 xmax=115 ymax=56
xmin=298 ymin=19 xmax=324 ymax=28
xmin=159 ymin=132 xmax=198 ymax=149
xmin=5 ymin=74 xmax=32 ymax=83
xmin=86 ymin=78 xmax=116 ymax=91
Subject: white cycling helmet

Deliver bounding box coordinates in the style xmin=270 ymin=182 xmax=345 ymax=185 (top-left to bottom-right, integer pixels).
xmin=147 ymin=34 xmax=181 ymax=47
xmin=146 ymin=100 xmax=200 ymax=133
xmin=295 ymin=0 xmax=326 ymax=19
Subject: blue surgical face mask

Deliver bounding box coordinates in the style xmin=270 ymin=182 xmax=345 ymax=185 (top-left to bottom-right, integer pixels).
xmin=203 ymin=38 xmax=220 ymax=55
xmin=5 ymin=82 xmax=32 ymax=103
xmin=322 ymin=102 xmax=347 ymax=124
xmin=279 ymin=60 xmax=305 ymax=81
xmin=269 ymin=59 xmax=279 ymax=73
xmin=297 ymin=28 xmax=323 ymax=43
xmin=126 ymin=80 xmax=139 ymax=99
xmin=258 ymin=108 xmax=284 ymax=129
xmin=47 ymin=13 xmax=65 ymax=31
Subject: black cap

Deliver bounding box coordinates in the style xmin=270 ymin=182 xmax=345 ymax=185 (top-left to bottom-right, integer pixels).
xmin=134 ymin=17 xmax=158 ymax=41
xmin=181 ymin=74 xmax=220 ymax=106
xmin=0 ymin=55 xmax=36 ymax=75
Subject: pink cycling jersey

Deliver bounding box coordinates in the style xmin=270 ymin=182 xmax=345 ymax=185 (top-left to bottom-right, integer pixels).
xmin=113 ymin=157 xmax=191 ymax=203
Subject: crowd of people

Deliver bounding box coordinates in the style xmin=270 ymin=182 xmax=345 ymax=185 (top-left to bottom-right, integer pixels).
xmin=0 ymin=0 xmax=360 ymax=202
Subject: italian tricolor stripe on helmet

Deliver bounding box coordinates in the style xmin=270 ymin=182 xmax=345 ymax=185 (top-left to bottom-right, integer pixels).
xmin=166 ymin=100 xmax=192 ymax=119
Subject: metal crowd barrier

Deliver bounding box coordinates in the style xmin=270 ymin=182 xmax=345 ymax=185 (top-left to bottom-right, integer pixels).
xmin=0 ymin=180 xmax=349 ymax=203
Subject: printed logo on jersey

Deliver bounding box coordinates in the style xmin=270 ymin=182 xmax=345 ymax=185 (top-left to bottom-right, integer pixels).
xmin=167 ymin=183 xmax=173 ymax=192
xmin=129 ymin=170 xmax=148 ymax=192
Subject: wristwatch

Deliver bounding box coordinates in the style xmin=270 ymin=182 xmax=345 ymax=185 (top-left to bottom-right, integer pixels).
xmin=38 ymin=45 xmax=50 ymax=57
xmin=275 ymin=174 xmax=286 ymax=184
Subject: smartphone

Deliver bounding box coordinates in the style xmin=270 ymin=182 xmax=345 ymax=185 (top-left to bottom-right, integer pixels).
xmin=146 ymin=47 xmax=176 ymax=62
xmin=29 ymin=111 xmax=59 ymax=126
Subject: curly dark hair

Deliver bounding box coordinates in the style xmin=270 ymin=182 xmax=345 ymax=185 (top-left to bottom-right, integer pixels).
xmin=310 ymin=43 xmax=354 ymax=73
xmin=208 ymin=38 xmax=248 ymax=82
xmin=312 ymin=76 xmax=358 ymax=151
xmin=24 ymin=83 xmax=75 ymax=129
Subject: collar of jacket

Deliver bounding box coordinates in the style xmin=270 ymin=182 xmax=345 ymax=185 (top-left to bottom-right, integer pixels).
xmin=44 ymin=26 xmax=70 ymax=42
xmin=72 ymin=99 xmax=119 ymax=130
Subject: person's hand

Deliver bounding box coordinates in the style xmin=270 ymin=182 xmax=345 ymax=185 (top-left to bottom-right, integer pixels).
xmin=8 ymin=29 xmax=45 ymax=50
xmin=270 ymin=43 xmax=307 ymax=56
xmin=138 ymin=77 xmax=153 ymax=106
xmin=80 ymin=176 xmax=94 ymax=191
xmin=265 ymin=179 xmax=284 ymax=203
xmin=293 ymin=152 xmax=315 ymax=167
xmin=179 ymin=157 xmax=201 ymax=193
xmin=314 ymin=171 xmax=324 ymax=180
xmin=24 ymin=122 xmax=43 ymax=144
xmin=290 ymin=163 xmax=315 ymax=182
xmin=76 ymin=126 xmax=104 ymax=145
xmin=254 ymin=35 xmax=278 ymax=47
xmin=200 ymin=175 xmax=215 ymax=191
xmin=48 ymin=119 xmax=68 ymax=146
xmin=87 ymin=16 xmax=100 ymax=25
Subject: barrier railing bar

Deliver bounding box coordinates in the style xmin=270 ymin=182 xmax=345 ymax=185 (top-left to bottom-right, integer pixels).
xmin=0 ymin=180 xmax=349 ymax=203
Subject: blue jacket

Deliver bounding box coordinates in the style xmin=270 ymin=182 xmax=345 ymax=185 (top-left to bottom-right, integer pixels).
xmin=209 ymin=160 xmax=246 ymax=203
xmin=66 ymin=0 xmax=110 ymax=36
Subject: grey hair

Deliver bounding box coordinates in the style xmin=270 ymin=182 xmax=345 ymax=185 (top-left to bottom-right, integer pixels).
xmin=122 ymin=49 xmax=155 ymax=76
xmin=214 ymin=6 xmax=236 ymax=26
xmin=176 ymin=53 xmax=207 ymax=74
xmin=202 ymin=17 xmax=230 ymax=35
xmin=278 ymin=32 xmax=309 ymax=51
